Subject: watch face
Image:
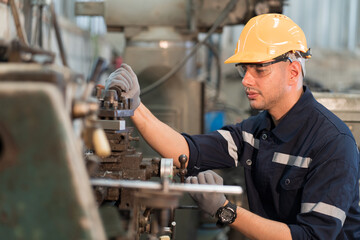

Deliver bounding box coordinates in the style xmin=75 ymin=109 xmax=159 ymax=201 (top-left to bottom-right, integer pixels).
xmin=220 ymin=208 xmax=234 ymax=221
xmin=217 ymin=202 xmax=237 ymax=225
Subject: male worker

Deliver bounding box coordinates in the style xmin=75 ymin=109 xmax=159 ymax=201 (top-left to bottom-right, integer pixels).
xmin=106 ymin=14 xmax=360 ymax=239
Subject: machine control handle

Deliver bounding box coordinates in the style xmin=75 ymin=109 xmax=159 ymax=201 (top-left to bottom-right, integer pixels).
xmin=92 ymin=128 xmax=111 ymax=157
xmin=178 ymin=154 xmax=188 ymax=183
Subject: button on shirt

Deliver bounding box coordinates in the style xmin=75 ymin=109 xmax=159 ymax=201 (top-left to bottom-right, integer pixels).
xmin=183 ymin=86 xmax=360 ymax=239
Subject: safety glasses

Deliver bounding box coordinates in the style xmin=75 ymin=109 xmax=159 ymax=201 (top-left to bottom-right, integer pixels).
xmin=235 ymin=56 xmax=292 ymax=78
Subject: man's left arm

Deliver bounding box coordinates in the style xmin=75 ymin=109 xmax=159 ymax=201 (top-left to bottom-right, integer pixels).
xmin=186 ymin=170 xmax=292 ymax=240
xmin=230 ymin=205 xmax=292 ymax=240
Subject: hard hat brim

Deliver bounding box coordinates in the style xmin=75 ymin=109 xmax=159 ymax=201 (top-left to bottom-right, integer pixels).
xmin=224 ymin=52 xmax=284 ymax=64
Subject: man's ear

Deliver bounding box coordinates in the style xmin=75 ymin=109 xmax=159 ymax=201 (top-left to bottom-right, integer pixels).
xmin=288 ymin=61 xmax=302 ymax=85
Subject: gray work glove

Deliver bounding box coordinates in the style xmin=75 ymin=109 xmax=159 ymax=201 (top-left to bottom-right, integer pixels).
xmin=105 ymin=63 xmax=140 ymax=110
xmin=186 ymin=170 xmax=226 ymax=216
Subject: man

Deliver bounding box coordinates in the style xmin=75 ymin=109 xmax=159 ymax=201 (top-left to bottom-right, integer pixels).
xmin=106 ymin=14 xmax=360 ymax=239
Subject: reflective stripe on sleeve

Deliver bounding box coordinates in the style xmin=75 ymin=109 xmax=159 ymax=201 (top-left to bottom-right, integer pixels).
xmin=242 ymin=131 xmax=259 ymax=149
xmin=301 ymin=202 xmax=346 ymax=225
xmin=217 ymin=130 xmax=238 ymax=166
xmin=272 ymin=152 xmax=312 ymax=168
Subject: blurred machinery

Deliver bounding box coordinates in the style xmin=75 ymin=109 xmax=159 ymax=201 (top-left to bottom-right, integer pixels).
xmin=0 ymin=52 xmax=108 ymax=239
xmin=0 ymin=39 xmax=243 ymax=240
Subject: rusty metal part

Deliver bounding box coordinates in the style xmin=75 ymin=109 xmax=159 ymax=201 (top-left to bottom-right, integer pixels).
xmin=89 ymin=89 xmax=161 ymax=210
xmin=98 ymin=107 xmax=134 ymax=118
xmin=0 ymin=40 xmax=55 ymax=63
xmin=96 ymin=88 xmax=134 ymax=118
xmin=134 ymin=190 xmax=180 ymax=238
xmin=91 ymin=152 xmax=162 ymax=209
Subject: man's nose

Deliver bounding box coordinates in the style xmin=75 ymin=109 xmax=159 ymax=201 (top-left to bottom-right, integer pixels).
xmin=241 ymin=71 xmax=255 ymax=87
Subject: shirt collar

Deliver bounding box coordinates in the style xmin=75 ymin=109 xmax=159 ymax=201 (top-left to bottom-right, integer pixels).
xmin=258 ymin=111 xmax=273 ymax=133
xmin=263 ymin=86 xmax=314 ymax=142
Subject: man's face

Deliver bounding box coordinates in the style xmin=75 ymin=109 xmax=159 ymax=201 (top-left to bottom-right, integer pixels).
xmin=241 ymin=60 xmax=291 ymax=112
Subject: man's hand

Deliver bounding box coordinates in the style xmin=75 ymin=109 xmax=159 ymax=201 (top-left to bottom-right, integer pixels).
xmin=105 ymin=63 xmax=140 ymax=110
xmin=186 ymin=170 xmax=226 ymax=216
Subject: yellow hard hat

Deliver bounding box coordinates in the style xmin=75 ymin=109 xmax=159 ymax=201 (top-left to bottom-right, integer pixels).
xmin=224 ymin=14 xmax=311 ymax=64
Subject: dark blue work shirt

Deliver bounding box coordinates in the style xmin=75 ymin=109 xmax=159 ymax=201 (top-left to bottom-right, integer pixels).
xmin=183 ymin=86 xmax=360 ymax=239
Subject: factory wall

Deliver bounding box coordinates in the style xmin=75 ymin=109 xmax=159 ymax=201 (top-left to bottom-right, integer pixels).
xmin=284 ymin=0 xmax=360 ymax=92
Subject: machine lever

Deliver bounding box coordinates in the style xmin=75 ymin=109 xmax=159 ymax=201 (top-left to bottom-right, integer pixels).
xmin=178 ymin=154 xmax=188 ymax=183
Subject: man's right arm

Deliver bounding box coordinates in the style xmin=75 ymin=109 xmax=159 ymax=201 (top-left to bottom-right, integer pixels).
xmin=131 ymin=102 xmax=189 ymax=168
xmin=106 ymin=64 xmax=189 ymax=168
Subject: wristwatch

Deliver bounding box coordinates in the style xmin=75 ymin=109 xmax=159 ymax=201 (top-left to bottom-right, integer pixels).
xmin=216 ymin=201 xmax=237 ymax=227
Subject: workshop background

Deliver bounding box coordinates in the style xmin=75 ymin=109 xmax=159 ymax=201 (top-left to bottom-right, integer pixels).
xmin=1 ymin=0 xmax=360 ymax=240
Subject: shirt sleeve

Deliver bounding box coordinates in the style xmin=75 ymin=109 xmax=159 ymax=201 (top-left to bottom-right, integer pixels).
xmin=182 ymin=124 xmax=244 ymax=176
xmin=288 ymin=134 xmax=360 ymax=239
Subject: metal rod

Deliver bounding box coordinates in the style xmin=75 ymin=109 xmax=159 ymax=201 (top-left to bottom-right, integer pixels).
xmin=9 ymin=0 xmax=29 ymax=46
xmin=50 ymin=2 xmax=68 ymax=67
xmin=38 ymin=4 xmax=43 ymax=48
xmin=90 ymin=178 xmax=243 ymax=195
xmin=170 ymin=183 xmax=243 ymax=194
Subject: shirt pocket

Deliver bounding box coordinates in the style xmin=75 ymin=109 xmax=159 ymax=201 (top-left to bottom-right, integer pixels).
xmin=278 ymin=170 xmax=307 ymax=222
